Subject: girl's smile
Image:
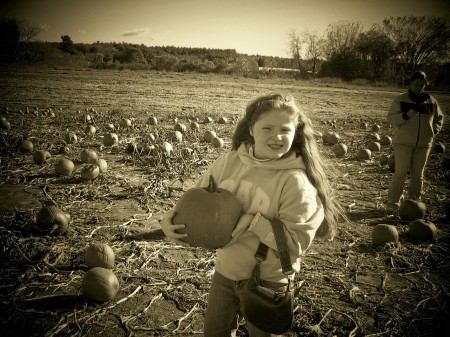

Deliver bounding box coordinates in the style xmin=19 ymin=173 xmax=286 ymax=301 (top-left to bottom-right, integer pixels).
xmin=250 ymin=109 xmax=297 ymax=160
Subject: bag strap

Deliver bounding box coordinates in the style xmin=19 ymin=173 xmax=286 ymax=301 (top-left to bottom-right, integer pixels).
xmin=254 ymin=218 xmax=295 ymax=276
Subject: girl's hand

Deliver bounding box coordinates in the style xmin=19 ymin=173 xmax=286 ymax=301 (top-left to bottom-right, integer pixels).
xmin=160 ymin=209 xmax=189 ymax=246
xmin=224 ymin=213 xmax=255 ymax=248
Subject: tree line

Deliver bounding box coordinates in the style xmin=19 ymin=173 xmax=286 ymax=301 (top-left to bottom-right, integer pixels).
xmin=1 ymin=16 xmax=449 ymax=86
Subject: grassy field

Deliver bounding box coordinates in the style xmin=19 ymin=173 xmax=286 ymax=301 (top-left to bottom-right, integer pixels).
xmin=0 ymin=65 xmax=449 ymax=337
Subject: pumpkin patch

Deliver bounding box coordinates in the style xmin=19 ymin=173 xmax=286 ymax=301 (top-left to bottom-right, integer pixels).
xmin=0 ymin=67 xmax=448 ymax=337
xmin=399 ymin=199 xmax=426 ymax=221
xmin=81 ymin=267 xmax=119 ymax=302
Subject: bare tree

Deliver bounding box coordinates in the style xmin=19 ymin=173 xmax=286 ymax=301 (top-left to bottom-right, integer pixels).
xmin=287 ymin=29 xmax=303 ymax=72
xmin=302 ymin=29 xmax=325 ymax=75
xmin=324 ymin=20 xmax=363 ymax=59
xmin=383 ymin=16 xmax=450 ymax=78
xmin=17 ymin=19 xmax=42 ymax=42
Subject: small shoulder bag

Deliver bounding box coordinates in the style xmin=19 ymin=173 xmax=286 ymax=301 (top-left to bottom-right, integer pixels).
xmin=241 ymin=219 xmax=301 ymax=334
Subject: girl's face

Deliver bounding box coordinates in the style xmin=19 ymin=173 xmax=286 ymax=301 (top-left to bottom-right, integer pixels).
xmin=410 ymin=79 xmax=426 ymax=95
xmin=250 ymin=109 xmax=297 ymax=160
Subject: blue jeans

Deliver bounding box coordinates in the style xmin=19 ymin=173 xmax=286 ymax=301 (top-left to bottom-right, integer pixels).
xmin=387 ymin=143 xmax=431 ymax=205
xmin=204 ymin=272 xmax=284 ymax=337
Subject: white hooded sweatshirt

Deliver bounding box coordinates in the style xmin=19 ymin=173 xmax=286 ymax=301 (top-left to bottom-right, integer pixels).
xmin=195 ymin=143 xmax=324 ymax=283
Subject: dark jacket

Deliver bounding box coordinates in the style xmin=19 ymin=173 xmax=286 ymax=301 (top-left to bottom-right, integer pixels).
xmin=387 ymin=90 xmax=444 ymax=147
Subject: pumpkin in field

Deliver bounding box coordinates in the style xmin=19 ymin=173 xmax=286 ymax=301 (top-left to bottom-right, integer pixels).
xmin=218 ymin=116 xmax=228 ymax=124
xmin=173 ymin=175 xmax=242 ymax=249
xmin=367 ymin=133 xmax=380 ymax=142
xmin=95 ymin=158 xmax=108 ymax=173
xmin=160 ymin=142 xmax=173 ymax=156
xmin=332 ymin=143 xmax=348 ymax=157
xmin=120 ymin=118 xmax=132 ymax=128
xmin=367 ymin=141 xmax=381 ymax=152
xmin=322 ymin=132 xmax=340 ymax=145
xmin=85 ymin=243 xmax=115 ymax=269
xmin=190 ymin=121 xmax=200 ymax=131
xmin=33 ymin=149 xmax=51 ymax=164
xmin=379 ymin=154 xmax=389 ymax=166
xmin=0 ymin=116 xmax=11 ymax=129
xmin=20 ymin=139 xmax=34 ymax=153
xmin=80 ymin=164 xmax=100 ymax=180
xmin=59 ymin=145 xmax=71 ymax=155
xmin=408 ymin=219 xmax=437 ymax=241
xmin=148 ymin=116 xmax=158 ymax=125
xmin=55 ymin=157 xmax=75 ymax=176
xmin=203 ymin=130 xmax=216 ymax=143
xmin=36 ymin=204 xmax=71 ymax=231
xmin=380 ymin=135 xmax=392 ymax=146
xmin=103 ymin=133 xmax=118 ymax=146
xmin=371 ymin=124 xmax=381 ymax=132
xmin=171 ymin=130 xmax=183 ymax=143
xmin=357 ymin=148 xmax=371 ymax=160
xmin=174 ymin=123 xmax=187 ymax=133
xmin=399 ymin=199 xmax=426 ymax=221
xmin=82 ymin=267 xmax=119 ymax=302
xmin=64 ymin=132 xmax=78 ymax=144
xmin=203 ymin=116 xmax=213 ymax=124
xmin=211 ymin=136 xmax=224 ymax=148
xmin=84 ymin=125 xmax=96 ymax=136
xmin=372 ymin=224 xmax=399 ymax=246
xmin=80 ymin=149 xmax=98 ymax=163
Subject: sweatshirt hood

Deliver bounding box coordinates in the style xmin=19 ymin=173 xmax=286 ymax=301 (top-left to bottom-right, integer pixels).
xmin=237 ymin=143 xmax=306 ymax=170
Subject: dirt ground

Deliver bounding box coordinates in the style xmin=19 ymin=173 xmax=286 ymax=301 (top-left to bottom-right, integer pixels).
xmin=0 ymin=66 xmax=449 ymax=337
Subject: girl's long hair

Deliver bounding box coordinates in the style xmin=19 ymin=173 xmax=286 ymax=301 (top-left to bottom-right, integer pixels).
xmin=232 ymin=93 xmax=347 ymax=239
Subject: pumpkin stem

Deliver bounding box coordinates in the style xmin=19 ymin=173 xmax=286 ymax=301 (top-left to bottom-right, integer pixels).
xmin=207 ymin=175 xmax=217 ymax=192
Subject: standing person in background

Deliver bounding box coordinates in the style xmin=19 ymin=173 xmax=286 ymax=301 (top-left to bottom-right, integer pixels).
xmin=386 ymin=71 xmax=444 ymax=212
xmin=161 ymin=93 xmax=347 ymax=336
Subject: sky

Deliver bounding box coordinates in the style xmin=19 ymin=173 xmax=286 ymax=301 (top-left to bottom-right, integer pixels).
xmin=1 ymin=0 xmax=449 ymax=58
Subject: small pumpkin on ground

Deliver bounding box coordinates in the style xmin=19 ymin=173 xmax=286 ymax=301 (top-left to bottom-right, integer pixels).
xmin=36 ymin=204 xmax=71 ymax=232
xmin=103 ymin=133 xmax=118 ymax=146
xmin=80 ymin=164 xmax=100 ymax=180
xmin=399 ymin=199 xmax=426 ymax=221
xmin=357 ymin=148 xmax=372 ymax=160
xmin=211 ymin=136 xmax=224 ymax=148
xmin=82 ymin=267 xmax=119 ymax=302
xmin=173 ymin=175 xmax=242 ymax=249
xmin=203 ymin=130 xmax=216 ymax=143
xmin=85 ymin=243 xmax=115 ymax=269
xmin=408 ymin=219 xmax=437 ymax=241
xmin=372 ymin=224 xmax=399 ymax=246
xmin=20 ymin=139 xmax=34 ymax=153
xmin=80 ymin=148 xmax=98 ymax=164
xmin=55 ymin=157 xmax=75 ymax=176
xmin=332 ymin=143 xmax=347 ymax=158
xmin=33 ymin=150 xmax=51 ymax=164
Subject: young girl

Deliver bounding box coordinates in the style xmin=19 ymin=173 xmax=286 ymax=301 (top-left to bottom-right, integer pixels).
xmin=386 ymin=71 xmax=444 ymax=211
xmin=161 ymin=93 xmax=346 ymax=336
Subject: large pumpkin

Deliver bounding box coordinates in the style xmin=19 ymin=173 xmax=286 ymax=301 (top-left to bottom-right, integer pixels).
xmin=82 ymin=267 xmax=119 ymax=302
xmin=173 ymin=176 xmax=242 ymax=249
xmin=408 ymin=219 xmax=437 ymax=241
xmin=85 ymin=243 xmax=115 ymax=269
xmin=372 ymin=224 xmax=399 ymax=246
xmin=399 ymin=199 xmax=426 ymax=221
xmin=36 ymin=204 xmax=71 ymax=231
